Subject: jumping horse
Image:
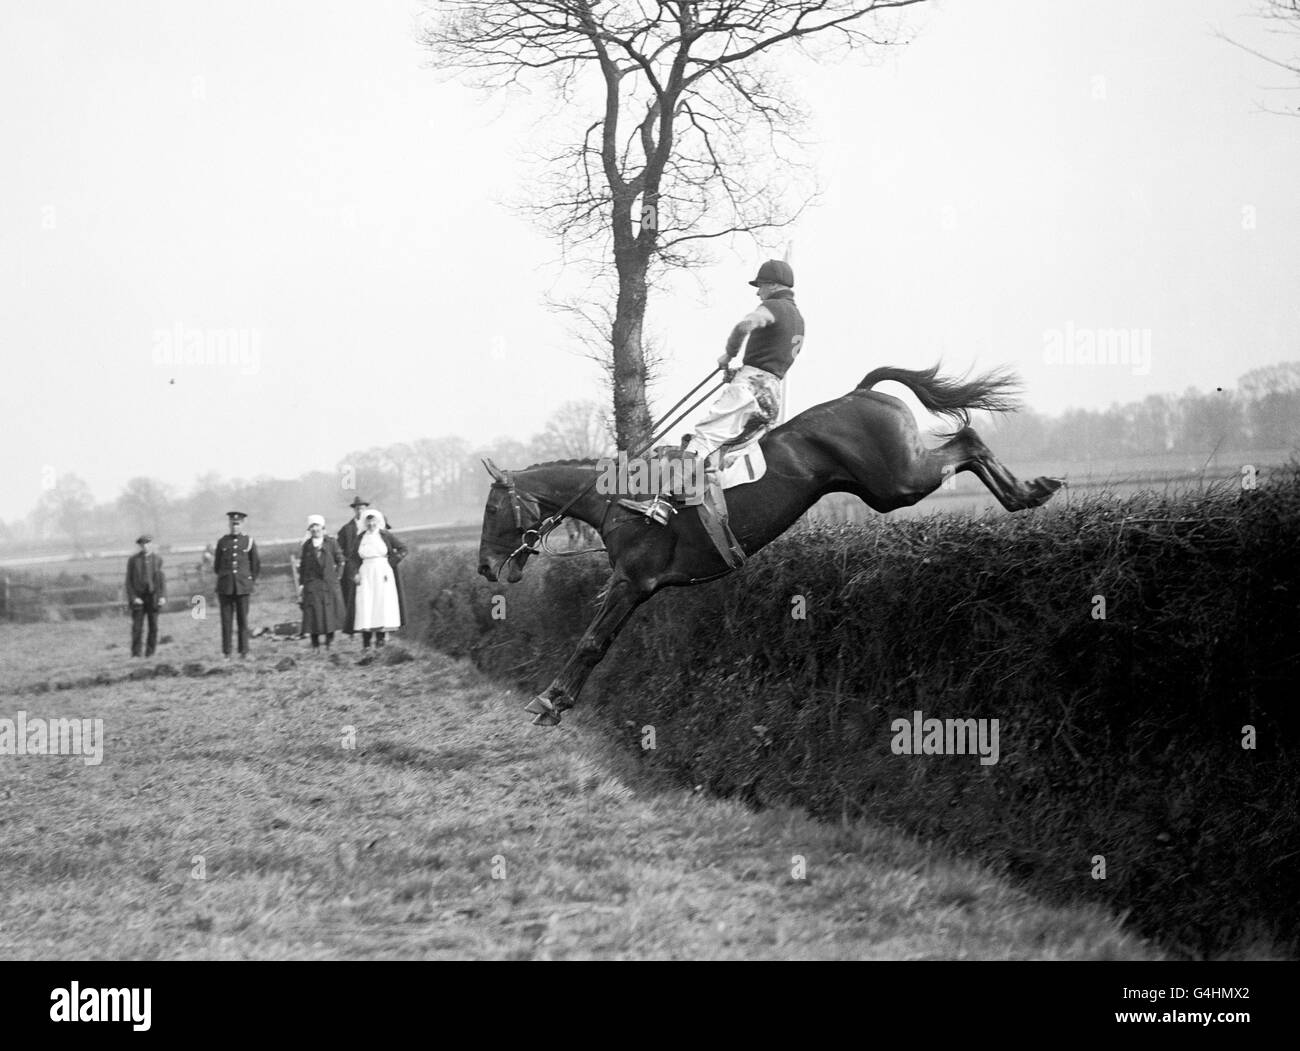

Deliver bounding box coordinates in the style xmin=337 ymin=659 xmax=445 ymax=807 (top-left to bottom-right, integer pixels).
xmin=478 ymin=364 xmax=1063 ymax=726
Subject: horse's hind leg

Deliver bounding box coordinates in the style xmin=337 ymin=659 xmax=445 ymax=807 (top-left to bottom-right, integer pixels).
xmin=926 ymin=427 xmax=1062 ymax=511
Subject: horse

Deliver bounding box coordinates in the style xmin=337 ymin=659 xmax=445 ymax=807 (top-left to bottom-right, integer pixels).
xmin=478 ymin=364 xmax=1063 ymax=726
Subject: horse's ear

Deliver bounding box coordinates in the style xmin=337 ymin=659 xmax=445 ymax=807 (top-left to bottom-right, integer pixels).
xmin=482 ymin=458 xmax=506 ymax=482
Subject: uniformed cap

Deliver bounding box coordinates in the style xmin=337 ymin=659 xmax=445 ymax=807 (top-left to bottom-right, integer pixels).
xmin=136 ymin=534 xmax=152 ymax=545
xmin=348 ymin=496 xmax=370 ymax=509
xmin=748 ymin=259 xmax=794 ymax=288
xmin=226 ymin=511 xmax=247 ymax=521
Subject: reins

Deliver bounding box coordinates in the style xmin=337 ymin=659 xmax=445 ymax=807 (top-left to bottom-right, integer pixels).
xmin=500 ymin=367 xmax=727 ymax=561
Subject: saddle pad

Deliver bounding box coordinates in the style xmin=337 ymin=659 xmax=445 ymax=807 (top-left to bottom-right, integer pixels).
xmin=718 ymin=443 xmax=767 ymax=490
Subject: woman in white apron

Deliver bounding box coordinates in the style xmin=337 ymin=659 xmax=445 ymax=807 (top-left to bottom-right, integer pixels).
xmin=348 ymin=509 xmax=407 ymax=649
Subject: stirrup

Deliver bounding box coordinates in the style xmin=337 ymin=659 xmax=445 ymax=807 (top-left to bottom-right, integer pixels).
xmin=616 ymin=492 xmax=678 ymax=526
xmin=645 ymin=494 xmax=676 ymax=526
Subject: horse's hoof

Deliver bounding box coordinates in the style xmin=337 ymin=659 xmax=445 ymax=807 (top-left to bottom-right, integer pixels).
xmin=530 ymin=709 xmax=562 ymax=727
xmin=1031 ymin=477 xmax=1064 ymax=504
xmin=523 ymin=695 xmax=555 ymax=717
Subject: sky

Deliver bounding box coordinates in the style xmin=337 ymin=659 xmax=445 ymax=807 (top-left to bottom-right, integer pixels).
xmin=1 ymin=0 xmax=1297 ymax=523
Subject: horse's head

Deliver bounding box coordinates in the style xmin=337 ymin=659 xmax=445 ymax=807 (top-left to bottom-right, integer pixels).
xmin=477 ymin=458 xmax=542 ymax=584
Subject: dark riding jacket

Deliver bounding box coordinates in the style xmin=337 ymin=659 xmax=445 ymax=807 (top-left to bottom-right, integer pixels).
xmin=743 ymin=288 xmax=805 ymax=379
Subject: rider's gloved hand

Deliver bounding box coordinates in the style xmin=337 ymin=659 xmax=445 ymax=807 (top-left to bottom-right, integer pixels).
xmin=716 ymin=352 xmax=733 ymax=371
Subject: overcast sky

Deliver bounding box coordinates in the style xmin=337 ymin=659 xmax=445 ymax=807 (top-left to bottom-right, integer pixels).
xmin=2 ymin=0 xmax=1297 ymax=523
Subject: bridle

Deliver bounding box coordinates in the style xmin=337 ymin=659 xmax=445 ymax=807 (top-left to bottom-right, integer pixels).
xmin=488 ymin=472 xmax=545 ymax=563
xmin=491 ymin=470 xmax=616 ymax=563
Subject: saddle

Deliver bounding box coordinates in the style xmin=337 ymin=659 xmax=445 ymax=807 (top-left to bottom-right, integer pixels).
xmin=618 ymin=432 xmax=770 ymax=570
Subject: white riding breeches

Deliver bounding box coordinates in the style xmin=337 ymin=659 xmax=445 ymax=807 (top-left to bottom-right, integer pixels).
xmin=689 ymin=365 xmax=783 ymax=462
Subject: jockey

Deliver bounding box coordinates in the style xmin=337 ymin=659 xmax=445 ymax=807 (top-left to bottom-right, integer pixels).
xmin=686 ymin=258 xmax=804 ymax=466
xmin=642 ymin=259 xmax=805 ymax=540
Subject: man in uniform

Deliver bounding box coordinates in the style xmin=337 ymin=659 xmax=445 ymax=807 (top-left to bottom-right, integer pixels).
xmin=124 ymin=534 xmax=166 ymax=657
xmin=336 ymin=496 xmax=369 ymax=635
xmin=213 ymin=511 xmax=260 ymax=658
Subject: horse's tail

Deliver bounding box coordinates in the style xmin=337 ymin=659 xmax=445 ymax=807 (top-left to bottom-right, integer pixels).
xmin=857 ymin=363 xmax=1022 ymax=430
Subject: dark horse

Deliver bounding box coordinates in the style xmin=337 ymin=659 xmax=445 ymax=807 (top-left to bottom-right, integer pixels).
xmin=479 ymin=364 xmax=1062 ymax=726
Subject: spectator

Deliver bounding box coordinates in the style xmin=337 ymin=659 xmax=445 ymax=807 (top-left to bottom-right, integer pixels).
xmin=298 ymin=514 xmax=346 ymax=653
xmin=336 ymin=496 xmax=369 ymax=636
xmin=213 ymin=511 xmax=260 ymax=659
xmin=346 ymin=509 xmax=406 ymax=653
xmin=124 ymin=534 xmax=166 ymax=657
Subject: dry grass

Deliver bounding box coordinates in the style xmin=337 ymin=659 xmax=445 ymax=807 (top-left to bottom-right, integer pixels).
xmin=0 ymin=600 xmax=1154 ymax=960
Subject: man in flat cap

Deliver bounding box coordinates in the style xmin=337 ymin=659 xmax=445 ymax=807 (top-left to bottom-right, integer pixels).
xmin=337 ymin=497 xmax=369 ymax=636
xmin=213 ymin=511 xmax=260 ymax=658
xmin=124 ymin=534 xmax=166 ymax=657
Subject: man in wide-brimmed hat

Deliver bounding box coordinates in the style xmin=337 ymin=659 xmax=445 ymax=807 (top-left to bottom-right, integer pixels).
xmin=124 ymin=534 xmax=166 ymax=657
xmin=336 ymin=496 xmax=369 ymax=636
xmin=213 ymin=511 xmax=260 ymax=658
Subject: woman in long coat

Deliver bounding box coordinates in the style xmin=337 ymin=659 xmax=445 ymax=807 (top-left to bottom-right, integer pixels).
xmin=298 ymin=515 xmax=346 ymax=651
xmin=345 ymin=509 xmax=407 ymax=649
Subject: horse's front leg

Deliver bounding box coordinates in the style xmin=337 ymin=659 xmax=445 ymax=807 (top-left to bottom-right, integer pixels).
xmin=523 ymin=576 xmax=647 ymax=726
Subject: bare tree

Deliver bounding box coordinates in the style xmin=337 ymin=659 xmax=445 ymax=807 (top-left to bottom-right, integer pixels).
xmin=1239 ymin=360 xmax=1300 ymax=447
xmin=413 ymin=436 xmax=472 ymax=507
xmin=339 ymin=447 xmax=401 ymax=509
xmin=1219 ymin=1 xmax=1300 ymax=116
xmin=117 ymin=477 xmax=173 ymax=539
xmin=33 ymin=474 xmax=94 ymax=553
xmin=423 ymin=1 xmax=927 ymax=449
xmin=188 ymin=471 xmax=230 ymax=532
xmin=533 ymin=399 xmax=616 ymax=459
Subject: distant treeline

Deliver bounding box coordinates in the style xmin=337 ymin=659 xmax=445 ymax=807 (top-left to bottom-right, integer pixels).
xmin=988 ymin=362 xmax=1300 ymax=461
xmin=5 ymin=364 xmax=1298 ymax=554
xmin=2 ymin=401 xmax=613 ymax=554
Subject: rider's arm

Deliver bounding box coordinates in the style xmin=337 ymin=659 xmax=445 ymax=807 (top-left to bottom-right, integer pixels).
xmin=719 ymin=305 xmax=776 ymax=367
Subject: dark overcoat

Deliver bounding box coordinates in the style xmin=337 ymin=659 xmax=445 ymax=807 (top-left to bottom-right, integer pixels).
xmin=298 ymin=536 xmax=346 ymax=634
xmin=337 ymin=517 xmax=362 ymax=632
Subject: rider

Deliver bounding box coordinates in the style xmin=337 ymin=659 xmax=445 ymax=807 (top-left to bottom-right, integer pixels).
xmin=646 ymin=259 xmax=805 ymax=531
xmin=692 ymin=258 xmax=804 ymax=458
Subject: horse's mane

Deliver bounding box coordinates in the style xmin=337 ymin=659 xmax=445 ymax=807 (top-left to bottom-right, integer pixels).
xmin=521 ymin=458 xmax=601 ymax=471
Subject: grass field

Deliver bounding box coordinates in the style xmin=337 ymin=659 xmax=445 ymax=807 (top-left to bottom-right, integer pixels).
xmin=0 ymin=598 xmax=1157 ymax=960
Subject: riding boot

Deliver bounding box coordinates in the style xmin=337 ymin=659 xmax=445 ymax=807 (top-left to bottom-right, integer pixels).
xmin=681 ymin=447 xmax=709 ymax=507
xmin=697 ymin=462 xmax=747 ymax=569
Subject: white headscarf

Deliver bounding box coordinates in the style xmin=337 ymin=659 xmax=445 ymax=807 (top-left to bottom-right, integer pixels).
xmin=362 ymin=509 xmax=388 ymax=531
xmin=304 ymin=513 xmax=327 ymax=544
